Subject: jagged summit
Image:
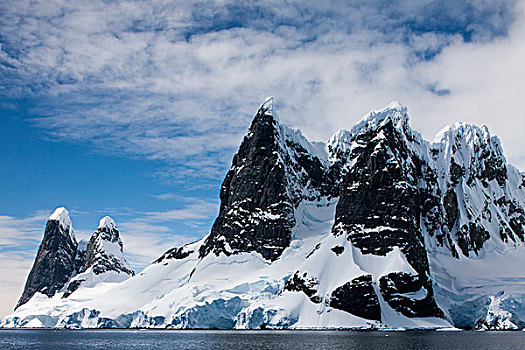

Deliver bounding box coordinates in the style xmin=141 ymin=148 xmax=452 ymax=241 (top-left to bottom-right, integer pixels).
xmin=62 ymin=216 xmax=134 ymax=298
xmin=259 ymin=95 xmax=275 ymax=117
xmin=82 ymin=216 xmax=133 ymax=275
xmin=433 ymin=121 xmax=502 ymax=151
xmin=48 ymin=207 xmax=75 ymax=241
xmin=350 ymin=101 xmax=409 ymax=135
xmin=49 ymin=207 xmax=70 ymax=223
xmin=98 ymin=216 xmax=116 ymax=229
xmin=15 ymin=207 xmax=78 ymax=309
xmin=15 ymin=210 xmax=134 ymax=306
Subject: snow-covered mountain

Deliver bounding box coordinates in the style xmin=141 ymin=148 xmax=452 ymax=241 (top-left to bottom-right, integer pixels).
xmin=2 ymin=98 xmax=524 ymax=330
xmin=62 ymin=216 xmax=134 ymax=299
xmin=15 ymin=207 xmax=78 ymax=309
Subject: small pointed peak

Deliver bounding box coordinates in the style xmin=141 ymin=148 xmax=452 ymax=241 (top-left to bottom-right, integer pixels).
xmin=257 ymin=96 xmax=279 ymax=122
xmin=48 ymin=207 xmax=75 ymax=242
xmin=433 ymin=122 xmax=493 ymax=145
xmin=98 ymin=216 xmax=116 ymax=229
xmin=49 ymin=207 xmax=71 ymax=227
xmin=351 ymin=101 xmax=409 ymax=135
xmin=381 ymin=101 xmax=406 ymax=112
xmin=261 ymin=96 xmax=274 ymax=114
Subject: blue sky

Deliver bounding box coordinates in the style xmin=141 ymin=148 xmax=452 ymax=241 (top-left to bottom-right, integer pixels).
xmin=1 ymin=0 xmax=525 ymax=317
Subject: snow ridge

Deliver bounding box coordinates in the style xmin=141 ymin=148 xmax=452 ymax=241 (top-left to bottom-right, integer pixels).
xmin=98 ymin=216 xmax=116 ymax=229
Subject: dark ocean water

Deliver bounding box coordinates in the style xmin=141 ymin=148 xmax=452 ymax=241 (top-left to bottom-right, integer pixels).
xmin=0 ymin=330 xmax=524 ymax=350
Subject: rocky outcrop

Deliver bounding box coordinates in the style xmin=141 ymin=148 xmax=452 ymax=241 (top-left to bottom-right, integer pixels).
xmin=17 ymin=210 xmax=134 ymax=304
xmin=199 ymin=97 xmax=330 ymax=261
xmin=431 ymin=123 xmax=525 ymax=257
xmin=82 ymin=217 xmax=134 ymax=276
xmin=63 ymin=216 xmax=134 ymax=298
xmin=330 ymin=275 xmax=381 ymax=321
xmin=16 ymin=208 xmax=77 ymax=309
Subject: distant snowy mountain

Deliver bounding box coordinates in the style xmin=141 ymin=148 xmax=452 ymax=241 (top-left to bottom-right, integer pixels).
xmin=2 ymin=98 xmax=524 ymax=330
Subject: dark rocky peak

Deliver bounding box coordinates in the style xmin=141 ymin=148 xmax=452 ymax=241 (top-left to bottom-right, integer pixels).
xmin=331 ymin=109 xmax=432 ymax=273
xmin=327 ymin=102 xmax=423 ymax=181
xmin=62 ymin=217 xmax=134 ymax=298
xmin=328 ymin=105 xmax=444 ymax=319
xmin=199 ymin=97 xmax=331 ymax=261
xmin=81 ymin=216 xmax=134 ymax=276
xmin=16 ymin=207 xmax=78 ymax=309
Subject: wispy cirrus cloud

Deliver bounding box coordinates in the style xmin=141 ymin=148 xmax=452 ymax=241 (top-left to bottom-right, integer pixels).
xmin=116 ymin=197 xmax=218 ymax=265
xmin=0 ymin=212 xmax=49 ymax=250
xmin=0 ymin=251 xmax=36 ymax=319
xmin=0 ymin=212 xmax=52 ymax=319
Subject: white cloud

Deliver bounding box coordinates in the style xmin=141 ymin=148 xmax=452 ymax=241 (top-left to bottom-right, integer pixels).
xmin=0 ymin=213 xmax=50 ymax=319
xmin=144 ymin=199 xmax=218 ymax=221
xmin=0 ymin=213 xmax=48 ymax=249
xmin=117 ymin=220 xmax=193 ymax=267
xmin=115 ymin=197 xmax=218 ymax=266
xmin=0 ymin=251 xmax=35 ymax=319
xmin=149 ymin=193 xmax=178 ymax=200
xmin=1 ymin=0 xmax=522 ymax=178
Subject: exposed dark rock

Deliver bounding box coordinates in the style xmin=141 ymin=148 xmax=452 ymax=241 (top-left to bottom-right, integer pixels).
xmin=81 ymin=220 xmax=134 ymax=276
xmin=331 ymin=245 xmax=344 ymax=255
xmin=332 ymin=117 xmax=431 ymax=275
xmin=330 ymin=275 xmax=381 ymax=321
xmin=73 ymin=240 xmax=87 ymax=273
xmin=199 ymin=101 xmax=294 ymax=261
xmin=456 ymin=223 xmax=490 ymax=257
xmin=379 ymin=272 xmax=444 ymax=318
xmin=444 ymin=189 xmax=458 ymax=231
xmin=16 ymin=215 xmax=77 ymax=309
xmin=62 ymin=218 xmax=134 ymax=299
xmin=62 ymin=279 xmax=85 ymax=299
xmin=199 ymin=98 xmax=330 ymax=261
xmin=329 ymin=113 xmax=446 ymax=319
xmin=155 ymin=246 xmax=194 ymax=264
xmin=284 ymin=272 xmax=321 ymax=303
xmin=449 ymin=159 xmax=465 ymax=186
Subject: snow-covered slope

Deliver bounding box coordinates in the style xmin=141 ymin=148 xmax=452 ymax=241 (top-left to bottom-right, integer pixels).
xmin=4 ymin=211 xmax=134 ymax=327
xmin=2 ymin=98 xmax=524 ymax=330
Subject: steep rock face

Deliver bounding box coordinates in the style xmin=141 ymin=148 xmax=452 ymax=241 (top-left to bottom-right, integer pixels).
xmin=82 ymin=217 xmax=134 ymax=276
xmin=63 ymin=217 xmax=134 ymax=298
xmin=329 ymin=104 xmax=443 ymax=318
xmin=330 ymin=275 xmax=381 ymax=321
xmin=333 ymin=104 xmax=430 ymax=273
xmin=16 ymin=208 xmax=77 ymax=309
xmin=431 ymin=123 xmax=525 ymax=257
xmin=199 ymin=97 xmax=330 ymax=261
